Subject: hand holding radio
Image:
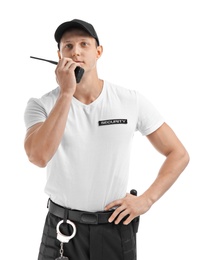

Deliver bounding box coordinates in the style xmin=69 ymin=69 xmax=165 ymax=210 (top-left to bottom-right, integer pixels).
xmin=30 ymin=56 xmax=84 ymax=83
xmin=55 ymin=58 xmax=81 ymax=95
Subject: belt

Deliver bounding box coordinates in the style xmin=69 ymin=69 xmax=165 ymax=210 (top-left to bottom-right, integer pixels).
xmin=47 ymin=199 xmax=114 ymax=225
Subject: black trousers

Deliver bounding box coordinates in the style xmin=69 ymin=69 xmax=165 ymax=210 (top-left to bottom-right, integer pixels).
xmin=38 ymin=211 xmax=136 ymax=260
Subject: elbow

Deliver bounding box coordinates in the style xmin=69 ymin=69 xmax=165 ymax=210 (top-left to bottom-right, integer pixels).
xmin=178 ymin=147 xmax=190 ymax=171
xmin=24 ymin=132 xmax=50 ymax=168
xmin=183 ymin=149 xmax=190 ymax=167
xmin=25 ymin=146 xmax=48 ymax=168
xmin=28 ymin=155 xmax=48 ymax=168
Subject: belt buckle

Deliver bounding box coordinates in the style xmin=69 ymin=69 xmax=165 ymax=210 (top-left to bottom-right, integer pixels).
xmin=80 ymin=212 xmax=98 ymax=224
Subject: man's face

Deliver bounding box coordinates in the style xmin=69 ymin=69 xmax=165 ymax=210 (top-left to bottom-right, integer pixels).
xmin=58 ymin=29 xmax=102 ymax=72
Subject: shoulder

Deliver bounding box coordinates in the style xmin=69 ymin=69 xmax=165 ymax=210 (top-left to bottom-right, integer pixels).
xmin=27 ymin=87 xmax=60 ymax=107
xmin=39 ymin=87 xmax=60 ymax=104
xmin=104 ymin=81 xmax=138 ymax=100
xmin=104 ymin=81 xmax=159 ymax=108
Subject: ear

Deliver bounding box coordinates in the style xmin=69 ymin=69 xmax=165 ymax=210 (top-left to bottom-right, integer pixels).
xmin=96 ymin=45 xmax=103 ymax=59
xmin=57 ymin=50 xmax=61 ymax=59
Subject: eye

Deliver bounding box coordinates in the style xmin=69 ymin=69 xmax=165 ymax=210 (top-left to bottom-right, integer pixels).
xmin=81 ymin=42 xmax=89 ymax=47
xmin=65 ymin=44 xmax=73 ymax=49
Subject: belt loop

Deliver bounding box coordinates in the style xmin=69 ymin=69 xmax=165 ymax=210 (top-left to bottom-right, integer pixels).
xmin=64 ymin=207 xmax=69 ymax=222
xmin=47 ymin=198 xmax=50 ymax=208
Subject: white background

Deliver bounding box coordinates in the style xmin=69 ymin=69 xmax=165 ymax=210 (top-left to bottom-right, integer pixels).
xmin=1 ymin=0 xmax=198 ymax=259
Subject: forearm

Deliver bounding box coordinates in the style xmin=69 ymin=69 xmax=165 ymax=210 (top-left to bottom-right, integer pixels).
xmin=25 ymin=93 xmax=73 ymax=167
xmin=142 ymin=148 xmax=190 ymax=207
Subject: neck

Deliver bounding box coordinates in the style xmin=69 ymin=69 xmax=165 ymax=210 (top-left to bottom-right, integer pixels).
xmin=74 ymin=77 xmax=103 ymax=105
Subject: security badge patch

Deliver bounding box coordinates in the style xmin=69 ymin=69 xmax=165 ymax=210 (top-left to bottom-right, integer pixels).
xmin=98 ymin=119 xmax=128 ymax=126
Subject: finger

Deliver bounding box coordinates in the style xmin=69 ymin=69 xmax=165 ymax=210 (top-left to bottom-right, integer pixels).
xmin=105 ymin=199 xmax=122 ymax=211
xmin=108 ymin=206 xmax=125 ymax=223
xmin=123 ymin=215 xmax=134 ymax=225
xmin=58 ymin=58 xmax=74 ymax=70
xmin=114 ymin=209 xmax=129 ymax=225
xmin=57 ymin=57 xmax=69 ymax=68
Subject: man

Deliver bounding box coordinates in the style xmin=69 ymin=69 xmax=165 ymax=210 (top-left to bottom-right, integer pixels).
xmin=24 ymin=19 xmax=189 ymax=260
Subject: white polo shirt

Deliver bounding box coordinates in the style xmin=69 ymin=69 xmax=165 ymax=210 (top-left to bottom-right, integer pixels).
xmin=24 ymin=81 xmax=164 ymax=211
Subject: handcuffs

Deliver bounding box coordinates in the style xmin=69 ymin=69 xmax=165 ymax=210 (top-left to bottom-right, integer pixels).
xmin=55 ymin=219 xmax=77 ymax=260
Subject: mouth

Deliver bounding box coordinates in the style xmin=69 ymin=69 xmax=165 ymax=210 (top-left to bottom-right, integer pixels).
xmin=74 ymin=60 xmax=84 ymax=65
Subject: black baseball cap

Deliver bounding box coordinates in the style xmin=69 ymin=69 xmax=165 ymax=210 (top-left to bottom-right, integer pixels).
xmin=54 ymin=19 xmax=100 ymax=48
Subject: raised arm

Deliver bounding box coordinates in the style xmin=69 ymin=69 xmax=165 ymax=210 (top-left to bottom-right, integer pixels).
xmin=24 ymin=58 xmax=78 ymax=167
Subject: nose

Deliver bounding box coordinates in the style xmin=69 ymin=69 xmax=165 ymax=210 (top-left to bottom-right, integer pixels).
xmin=72 ymin=44 xmax=80 ymax=57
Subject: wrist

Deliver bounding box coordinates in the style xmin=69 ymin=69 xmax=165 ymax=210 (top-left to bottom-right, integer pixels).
xmin=58 ymin=91 xmax=74 ymax=100
xmin=141 ymin=192 xmax=156 ymax=209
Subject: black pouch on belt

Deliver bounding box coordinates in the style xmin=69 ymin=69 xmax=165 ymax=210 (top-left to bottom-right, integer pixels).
xmin=130 ymin=189 xmax=140 ymax=233
xmin=130 ymin=189 xmax=140 ymax=260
